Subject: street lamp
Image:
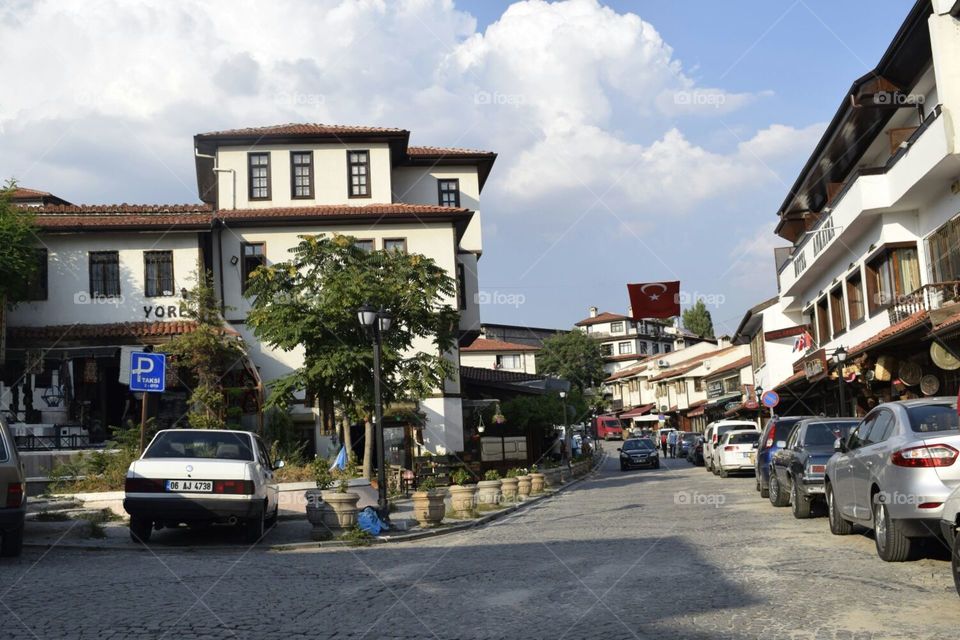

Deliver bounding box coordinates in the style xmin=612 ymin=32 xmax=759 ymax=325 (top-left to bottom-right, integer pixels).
xmin=559 ymin=391 xmax=570 ymax=465
xmin=834 ymin=346 xmax=847 ymax=417
xmin=357 ymin=303 xmax=394 ymax=519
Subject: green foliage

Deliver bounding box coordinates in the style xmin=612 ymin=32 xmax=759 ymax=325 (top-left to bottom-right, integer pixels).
xmin=0 ymin=179 xmax=40 ymax=306
xmin=311 ymin=456 xmax=335 ymax=490
xmin=505 ymin=467 xmax=526 ymax=478
xmin=339 ymin=525 xmax=374 ymax=546
xmin=483 ymin=469 xmax=501 ymax=481
xmin=244 ymin=234 xmax=459 ymax=421
xmin=682 ymin=299 xmax=715 ymax=339
xmin=336 ymin=455 xmax=359 ymax=493
xmin=50 ymin=421 xmax=155 ymax=492
xmin=418 ymin=476 xmax=439 ymax=491
xmin=160 ymin=270 xmax=244 ymax=430
xmin=450 ymin=467 xmax=472 ymax=486
xmin=536 ymin=331 xmax=605 ymax=390
xmin=265 ymin=409 xmax=307 ymax=467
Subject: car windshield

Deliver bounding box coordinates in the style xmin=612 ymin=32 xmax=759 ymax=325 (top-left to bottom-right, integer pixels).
xmin=681 ymin=433 xmax=697 ymax=441
xmin=623 ymin=439 xmax=655 ymax=451
xmin=906 ymin=404 xmax=960 ymax=433
xmin=144 ymin=431 xmax=254 ymax=461
xmin=727 ymin=432 xmax=759 ymax=445
xmin=804 ymin=421 xmax=859 ymax=445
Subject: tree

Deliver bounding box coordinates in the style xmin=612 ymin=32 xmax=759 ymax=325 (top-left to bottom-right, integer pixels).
xmin=682 ymin=299 xmax=715 ymax=339
xmin=245 ymin=234 xmax=459 ymax=477
xmin=161 ymin=269 xmax=245 ymax=430
xmin=0 ymin=180 xmax=40 ymax=364
xmin=536 ymin=331 xmax=605 ymax=391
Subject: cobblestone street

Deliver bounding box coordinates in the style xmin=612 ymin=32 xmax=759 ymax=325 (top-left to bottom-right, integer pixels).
xmin=3 ymin=453 xmax=960 ymax=639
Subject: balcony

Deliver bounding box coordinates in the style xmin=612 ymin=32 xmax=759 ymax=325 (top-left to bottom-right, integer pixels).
xmin=888 ymin=281 xmax=960 ymax=324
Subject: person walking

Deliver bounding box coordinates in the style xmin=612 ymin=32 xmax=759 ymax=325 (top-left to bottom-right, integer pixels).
xmin=660 ymin=430 xmax=668 ymax=457
xmin=667 ymin=429 xmax=678 ymax=458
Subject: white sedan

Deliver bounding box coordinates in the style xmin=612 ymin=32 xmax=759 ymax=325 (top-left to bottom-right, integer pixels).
xmin=123 ymin=429 xmax=283 ymax=543
xmin=716 ymin=430 xmax=761 ymax=478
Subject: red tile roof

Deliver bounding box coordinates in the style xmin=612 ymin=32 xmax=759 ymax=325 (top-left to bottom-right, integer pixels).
xmin=932 ymin=309 xmax=960 ymax=333
xmin=649 ymin=363 xmax=700 ymax=382
xmin=407 ymin=146 xmax=496 ymax=157
xmin=704 ymin=355 xmax=753 ymax=379
xmin=459 ymin=365 xmax=544 ymax=384
xmin=619 ymin=404 xmax=655 ymax=418
xmin=575 ymin=311 xmax=631 ymax=327
xmin=196 ymin=123 xmax=407 ymax=139
xmin=10 ymin=187 xmax=52 ymax=198
xmin=461 ymin=338 xmax=538 ymax=352
xmin=218 ymin=203 xmax=470 ymax=223
xmin=848 ymin=310 xmax=928 ymax=357
xmin=604 ymin=353 xmax=645 ymax=362
xmin=10 ymin=321 xmax=202 ymax=342
xmin=25 ymin=204 xmax=213 ymax=230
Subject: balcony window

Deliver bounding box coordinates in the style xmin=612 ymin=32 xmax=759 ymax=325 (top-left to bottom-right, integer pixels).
xmin=618 ymin=342 xmax=633 ymax=355
xmin=928 ymin=215 xmax=960 ymax=282
xmin=866 ymin=245 xmax=920 ymax=314
xmin=829 ymin=285 xmax=846 ymax=338
xmin=847 ymin=271 xmax=866 ymax=325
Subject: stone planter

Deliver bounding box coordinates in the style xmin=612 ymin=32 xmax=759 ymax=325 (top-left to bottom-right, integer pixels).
xmin=517 ymin=475 xmax=532 ymax=499
xmin=529 ymin=472 xmax=545 ymax=494
xmin=542 ymin=468 xmax=562 ymax=488
xmin=501 ymin=477 xmax=519 ymax=502
xmin=448 ymin=484 xmax=477 ymax=517
xmin=304 ymin=489 xmax=331 ymax=540
xmin=476 ymin=480 xmax=502 ymax=506
xmin=560 ymin=465 xmax=572 ymax=482
xmin=412 ymin=489 xmax=446 ymax=527
xmin=304 ymin=490 xmax=359 ymax=540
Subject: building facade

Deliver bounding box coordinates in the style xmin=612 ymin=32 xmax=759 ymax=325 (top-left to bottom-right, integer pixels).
xmin=460 ymin=338 xmax=539 ymax=374
xmin=575 ymin=307 xmax=677 ymax=374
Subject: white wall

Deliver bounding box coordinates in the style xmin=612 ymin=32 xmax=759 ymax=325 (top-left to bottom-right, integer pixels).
xmin=392 ymin=165 xmax=483 ymax=253
xmin=460 ymin=351 xmax=537 ymax=374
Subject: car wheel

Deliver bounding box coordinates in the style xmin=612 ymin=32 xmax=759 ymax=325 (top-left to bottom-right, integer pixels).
xmin=719 ymin=464 xmax=728 ymax=479
xmin=265 ymin=506 xmax=279 ymax=529
xmin=0 ymin=525 xmax=24 ymax=557
xmin=873 ymin=499 xmax=912 ymax=562
xmin=705 ymin=457 xmax=712 ymax=472
xmin=620 ymin=463 xmax=626 ymax=472
xmin=653 ymin=460 xmax=660 ymax=469
xmin=952 ymin=528 xmax=960 ymax=598
xmin=129 ymin=516 xmax=153 ymax=543
xmin=768 ymin=471 xmax=789 ymax=507
xmin=791 ymin=478 xmax=812 ymax=519
xmin=755 ymin=476 xmax=761 ymax=492
xmin=244 ymin=505 xmax=265 ymax=544
xmin=826 ymin=482 xmax=853 ymax=535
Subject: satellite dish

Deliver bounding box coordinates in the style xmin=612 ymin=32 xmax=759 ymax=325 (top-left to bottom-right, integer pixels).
xmin=930 ymin=342 xmax=960 ymax=371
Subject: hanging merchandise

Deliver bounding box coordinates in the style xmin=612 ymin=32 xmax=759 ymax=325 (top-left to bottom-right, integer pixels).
xmin=920 ymin=374 xmax=941 ymax=396
xmin=874 ymin=355 xmax=897 ymax=382
xmin=83 ymin=359 xmax=99 ymax=383
xmin=931 ymin=342 xmax=960 ymax=371
xmin=898 ymin=361 xmax=922 ymax=386
xmin=492 ymin=402 xmax=506 ymax=424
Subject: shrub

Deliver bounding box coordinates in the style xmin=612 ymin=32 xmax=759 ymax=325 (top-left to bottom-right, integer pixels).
xmin=450 ymin=468 xmax=472 ymax=486
xmin=418 ymin=476 xmax=439 ymax=492
xmin=483 ymin=469 xmax=501 ymax=481
xmin=505 ymin=468 xmax=526 ymax=478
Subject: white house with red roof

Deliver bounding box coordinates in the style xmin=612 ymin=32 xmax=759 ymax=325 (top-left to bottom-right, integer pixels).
xmin=574 ymin=306 xmax=681 ymax=374
xmin=460 ymin=338 xmax=538 ymax=374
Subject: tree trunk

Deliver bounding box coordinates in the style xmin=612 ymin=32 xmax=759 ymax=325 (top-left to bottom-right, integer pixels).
xmin=342 ymin=414 xmax=353 ymax=461
xmin=362 ymin=418 xmax=374 ymax=479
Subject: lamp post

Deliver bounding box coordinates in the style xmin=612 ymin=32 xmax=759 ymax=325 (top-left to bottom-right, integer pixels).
xmin=559 ymin=391 xmax=570 ymax=465
xmin=357 ymin=303 xmax=394 ymax=519
xmin=834 ymin=346 xmax=847 ymax=417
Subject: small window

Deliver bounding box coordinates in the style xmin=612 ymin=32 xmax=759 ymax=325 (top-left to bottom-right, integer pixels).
xmin=456 ymin=263 xmax=467 ymax=311
xmin=438 ymin=179 xmax=460 ymax=207
xmin=829 ymin=285 xmax=846 ymax=338
xmin=815 ymin=297 xmax=829 ymax=346
xmin=694 ymin=378 xmax=703 ymax=392
xmin=354 ymin=239 xmax=374 ymax=253
xmin=600 ymin=343 xmax=613 ymax=356
xmin=248 ymin=153 xmax=271 ymax=200
xmin=611 ymin=321 xmax=624 ymax=333
xmin=25 ymin=248 xmax=48 ymax=301
xmin=664 ymin=344 xmax=671 ymax=353
xmin=847 ymin=271 xmax=865 ymax=325
xmin=144 ymin=251 xmax=174 ymax=297
xmin=639 ymin=342 xmax=648 ymax=355
xmin=618 ymin=342 xmax=633 ymax=355
xmin=89 ymin=251 xmax=120 ymax=298
xmin=347 ymin=150 xmax=371 ymax=198
xmin=383 ymin=238 xmax=407 ymax=254
xmin=652 ymin=343 xmax=659 ymax=354
xmin=241 ymin=242 xmax=265 ymax=292
xmin=291 ymin=151 xmax=313 ymax=199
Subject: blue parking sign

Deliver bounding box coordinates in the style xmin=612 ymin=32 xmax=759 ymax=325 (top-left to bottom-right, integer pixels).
xmin=130 ymin=352 xmax=166 ymax=393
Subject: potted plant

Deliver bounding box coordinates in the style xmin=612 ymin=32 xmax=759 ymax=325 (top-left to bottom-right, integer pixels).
xmin=324 ymin=457 xmax=361 ymax=534
xmin=412 ymin=476 xmax=446 ymax=527
xmin=305 ymin=456 xmax=336 ymax=540
xmin=516 ymin=468 xmax=532 ymax=499
xmin=529 ymin=464 xmax=545 ymax=494
xmin=476 ymin=470 xmax=502 ymax=507
xmin=501 ymin=469 xmax=520 ymax=502
xmin=448 ymin=468 xmax=477 ymax=517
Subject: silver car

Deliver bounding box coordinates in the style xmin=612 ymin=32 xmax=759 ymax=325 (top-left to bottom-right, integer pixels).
xmin=0 ymin=414 xmax=26 ymax=557
xmin=937 ymin=484 xmax=960 ymax=597
xmin=825 ymin=398 xmax=960 ymax=562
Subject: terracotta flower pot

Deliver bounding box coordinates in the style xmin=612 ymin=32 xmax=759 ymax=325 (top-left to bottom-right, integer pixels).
xmin=517 ymin=475 xmax=532 ymax=498
xmin=448 ymin=484 xmax=477 ymax=517
xmin=529 ymin=473 xmax=545 ymax=494
xmin=501 ymin=477 xmax=519 ymax=501
xmin=476 ymin=480 xmax=502 ymax=506
xmin=412 ymin=490 xmax=446 ymax=527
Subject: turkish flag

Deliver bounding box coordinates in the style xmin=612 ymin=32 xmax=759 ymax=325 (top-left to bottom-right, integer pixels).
xmin=627 ymin=281 xmax=681 ymax=319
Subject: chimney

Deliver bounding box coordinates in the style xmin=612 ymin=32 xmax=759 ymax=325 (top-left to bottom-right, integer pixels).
xmin=716 ymin=335 xmax=731 ymax=348
xmin=589 ymin=306 xmax=598 ymax=318
xmin=627 ymin=306 xmax=633 ymax=318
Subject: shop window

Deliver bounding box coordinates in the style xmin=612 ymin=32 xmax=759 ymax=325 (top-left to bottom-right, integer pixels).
xmin=865 ymin=244 xmax=920 ymax=313
xmin=829 ymin=285 xmax=846 ymax=338
xmin=847 ymin=271 xmax=865 ymax=325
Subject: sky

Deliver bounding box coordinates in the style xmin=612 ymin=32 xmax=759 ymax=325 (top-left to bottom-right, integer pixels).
xmin=0 ymin=0 xmax=913 ymax=335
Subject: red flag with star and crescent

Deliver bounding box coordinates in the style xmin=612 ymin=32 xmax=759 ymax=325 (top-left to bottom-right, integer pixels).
xmin=627 ymin=281 xmax=681 ymax=319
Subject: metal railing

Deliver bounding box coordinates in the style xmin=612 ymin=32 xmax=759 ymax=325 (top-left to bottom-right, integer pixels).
xmin=14 ymin=433 xmax=94 ymax=451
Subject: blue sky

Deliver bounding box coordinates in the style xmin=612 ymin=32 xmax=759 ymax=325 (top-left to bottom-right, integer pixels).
xmin=0 ymin=0 xmax=917 ymax=335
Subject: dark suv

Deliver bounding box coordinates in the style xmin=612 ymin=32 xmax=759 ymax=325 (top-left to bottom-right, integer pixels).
xmin=755 ymin=416 xmax=811 ymax=498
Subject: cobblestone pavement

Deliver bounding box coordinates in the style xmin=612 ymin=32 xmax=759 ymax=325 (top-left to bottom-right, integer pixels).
xmin=3 ymin=453 xmax=960 ymax=639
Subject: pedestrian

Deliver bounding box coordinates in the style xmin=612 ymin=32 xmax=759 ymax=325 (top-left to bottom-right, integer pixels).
xmin=660 ymin=430 xmax=668 ymax=456
xmin=667 ymin=429 xmax=678 ymax=458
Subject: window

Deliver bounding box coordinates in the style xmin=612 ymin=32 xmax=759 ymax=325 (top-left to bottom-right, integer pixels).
xmin=847 ymin=271 xmax=865 ymax=325
xmin=865 ymin=245 xmax=920 ymax=313
xmin=290 ymin=151 xmax=313 ymax=199
xmin=694 ymin=378 xmax=703 ymax=392
xmin=496 ymin=354 xmax=522 ymax=370
xmin=347 ymin=150 xmax=371 ymax=198
xmin=750 ymin=331 xmax=766 ymax=370
xmin=815 ymin=297 xmax=829 ymax=345
xmin=618 ymin=342 xmax=633 ymax=355
xmin=829 ymin=285 xmax=846 ymax=338
xmin=248 ymin=153 xmax=271 ymax=200
xmin=600 ymin=343 xmax=613 ymax=356
xmin=25 ymin=248 xmax=48 ymax=301
xmin=144 ymin=251 xmax=174 ymax=297
xmin=383 ymin=238 xmax=407 ymax=253
xmin=438 ymin=179 xmax=460 ymax=207
xmin=89 ymin=251 xmax=120 ymax=298
xmin=652 ymin=343 xmax=659 ymax=354
xmin=664 ymin=344 xmax=671 ymax=353
xmin=353 ymin=239 xmax=374 ymax=253
xmin=611 ymin=321 xmax=624 ymax=333
xmin=723 ymin=377 xmax=740 ymax=394
xmin=639 ymin=342 xmax=648 ymax=355
xmin=804 ymin=307 xmax=817 ymax=348
xmin=866 ymin=410 xmax=896 ymax=444
xmin=241 ymin=242 xmax=265 ymax=291
xmin=456 ymin=263 xmax=467 ymax=311
xmin=928 ymin=215 xmax=960 ymax=283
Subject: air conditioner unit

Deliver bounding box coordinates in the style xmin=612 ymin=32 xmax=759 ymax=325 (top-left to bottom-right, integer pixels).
xmin=657 ymin=359 xmax=669 ymax=368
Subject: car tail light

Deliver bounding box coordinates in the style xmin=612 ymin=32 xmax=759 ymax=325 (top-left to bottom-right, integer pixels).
xmin=125 ymin=477 xmax=165 ymax=493
xmin=213 ymin=480 xmax=255 ymax=495
xmin=809 ymin=464 xmax=826 ymax=474
xmin=918 ymin=502 xmax=943 ymax=509
xmin=6 ymin=483 xmax=24 ymax=508
xmin=724 ymin=445 xmax=735 ymax=451
xmin=766 ymin=437 xmax=774 ymax=448
xmin=891 ymin=444 xmax=959 ymax=468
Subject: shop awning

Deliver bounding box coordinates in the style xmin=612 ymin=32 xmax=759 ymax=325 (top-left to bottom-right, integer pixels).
xmin=619 ymin=404 xmax=655 ymax=419
xmin=705 ymin=393 xmax=741 ymax=409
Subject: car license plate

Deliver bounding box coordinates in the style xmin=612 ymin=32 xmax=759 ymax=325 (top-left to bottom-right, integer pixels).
xmin=165 ymin=480 xmax=213 ymax=493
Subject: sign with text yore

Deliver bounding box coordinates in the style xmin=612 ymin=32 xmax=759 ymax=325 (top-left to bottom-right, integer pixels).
xmin=129 ymin=352 xmax=166 ymax=393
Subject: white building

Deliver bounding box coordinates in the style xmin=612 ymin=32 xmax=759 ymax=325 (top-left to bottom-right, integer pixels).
xmin=575 ymin=307 xmax=678 ymax=374
xmin=4 ymin=123 xmax=497 ymax=459
xmin=460 ymin=338 xmax=538 ymax=374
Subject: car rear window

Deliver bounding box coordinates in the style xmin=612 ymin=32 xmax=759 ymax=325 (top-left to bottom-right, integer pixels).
xmin=906 ymin=404 xmax=960 ymax=433
xmin=623 ymin=439 xmax=655 ymax=451
xmin=144 ymin=431 xmax=254 ymax=461
xmin=804 ymin=421 xmax=859 ymax=445
xmin=727 ymin=432 xmax=759 ymax=444
xmin=717 ymin=425 xmax=754 ymax=437
xmin=774 ymin=418 xmax=803 ymax=438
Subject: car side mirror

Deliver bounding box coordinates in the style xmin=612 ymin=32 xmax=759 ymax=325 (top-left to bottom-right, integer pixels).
xmin=274 ymin=460 xmax=286 ymax=470
xmin=833 ymin=438 xmax=845 ymax=453
xmin=776 ymin=441 xmax=786 ymax=448
xmin=616 ymin=447 xmax=622 ymax=452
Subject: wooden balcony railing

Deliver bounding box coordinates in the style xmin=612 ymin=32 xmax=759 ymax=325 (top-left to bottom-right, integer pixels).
xmin=888 ymin=281 xmax=960 ymax=324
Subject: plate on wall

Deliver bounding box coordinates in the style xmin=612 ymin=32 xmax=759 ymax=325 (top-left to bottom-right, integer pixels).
xmin=920 ymin=374 xmax=940 ymax=396
xmin=930 ymin=342 xmax=960 ymax=371
xmin=898 ymin=361 xmax=922 ymax=386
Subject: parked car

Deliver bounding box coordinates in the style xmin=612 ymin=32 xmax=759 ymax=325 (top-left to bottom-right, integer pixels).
xmin=0 ymin=414 xmax=25 ymax=557
xmin=825 ymin=399 xmax=960 ymax=562
xmin=677 ymin=432 xmax=698 ymax=458
xmin=618 ymin=438 xmax=660 ymax=471
xmin=703 ymin=420 xmax=757 ymax=474
xmin=687 ymin=436 xmax=705 ymax=466
xmin=715 ymin=430 xmax=760 ymax=478
xmin=768 ymin=418 xmax=859 ymax=517
xmin=755 ymin=415 xmax=811 ymax=498
xmin=938 ymin=484 xmax=960 ymax=597
xmin=124 ymin=429 xmax=284 ymax=543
